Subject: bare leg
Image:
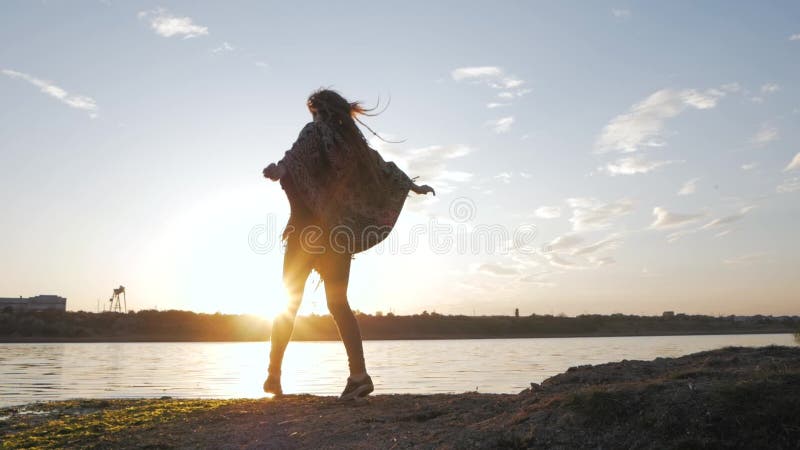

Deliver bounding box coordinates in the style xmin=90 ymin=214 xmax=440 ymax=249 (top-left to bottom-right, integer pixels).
xmin=323 ymin=254 xmax=366 ymax=377
xmin=266 ymin=236 xmax=312 ymax=389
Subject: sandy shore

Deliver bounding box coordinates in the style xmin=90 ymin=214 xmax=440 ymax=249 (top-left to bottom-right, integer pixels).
xmin=2 ymin=346 xmax=799 ymax=449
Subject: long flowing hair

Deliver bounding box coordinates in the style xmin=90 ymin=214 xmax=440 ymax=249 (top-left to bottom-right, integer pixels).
xmin=306 ymin=89 xmax=392 ymax=206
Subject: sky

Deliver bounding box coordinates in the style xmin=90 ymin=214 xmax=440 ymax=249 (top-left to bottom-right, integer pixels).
xmin=1 ymin=1 xmax=799 ymax=317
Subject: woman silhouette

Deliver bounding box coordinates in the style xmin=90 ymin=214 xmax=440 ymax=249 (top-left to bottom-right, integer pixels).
xmin=262 ymin=89 xmax=434 ymax=400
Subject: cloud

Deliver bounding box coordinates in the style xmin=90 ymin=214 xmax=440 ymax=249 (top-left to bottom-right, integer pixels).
xmin=776 ymin=177 xmax=800 ymax=194
xmin=741 ymin=162 xmax=758 ymax=171
xmin=451 ymin=66 xmax=524 ymax=90
xmin=751 ymin=124 xmax=778 ymax=146
xmin=612 ymin=9 xmax=631 ymax=18
xmin=721 ymin=83 xmax=742 ymax=93
xmin=372 ymin=140 xmax=472 ymax=195
xmin=492 ymin=172 xmax=513 ymax=185
xmin=541 ymin=233 xmax=621 ymax=270
xmin=2 ymin=69 xmax=98 ymax=118
xmin=519 ymin=273 xmax=556 ymax=287
xmin=678 ymin=177 xmax=700 ymax=195
xmin=664 ymin=206 xmax=756 ymax=242
xmin=544 ymin=234 xmax=585 ymax=253
xmin=784 ymin=152 xmax=800 ymax=172
xmin=496 ymin=88 xmax=532 ymax=100
xmin=534 ymin=206 xmax=561 ymax=219
xmin=211 ymin=42 xmax=235 ymax=53
xmin=545 ymin=253 xmax=585 ymax=270
xmin=486 ymin=102 xmax=510 ymax=109
xmin=486 ymin=116 xmax=514 ymax=134
xmin=723 ymin=253 xmax=769 ymax=265
xmin=567 ymin=197 xmax=634 ymax=231
xmin=572 ymin=234 xmax=622 ymax=256
xmin=451 ymin=66 xmax=529 ymax=103
xmin=595 ymin=88 xmax=726 ymax=154
xmin=588 ymin=255 xmax=616 ymax=266
xmin=138 ymin=8 xmax=208 ymax=38
xmin=790 ymin=34 xmax=800 ymax=41
xmin=602 ymin=156 xmax=681 ymax=176
xmin=477 ymin=262 xmax=520 ymax=277
xmin=665 ymin=228 xmax=698 ymax=243
xmin=761 ymin=83 xmax=780 ymax=94
xmin=700 ymin=206 xmax=756 ymax=230
xmin=451 ymin=66 xmax=503 ymax=81
xmin=649 ymin=207 xmax=704 ymax=230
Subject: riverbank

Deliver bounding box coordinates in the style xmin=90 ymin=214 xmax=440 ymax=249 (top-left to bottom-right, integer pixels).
xmin=1 ymin=345 xmax=798 ymax=449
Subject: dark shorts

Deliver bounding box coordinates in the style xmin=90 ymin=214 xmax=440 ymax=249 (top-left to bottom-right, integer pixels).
xmin=283 ymin=220 xmax=352 ymax=284
xmin=281 ymin=173 xmax=352 ymax=285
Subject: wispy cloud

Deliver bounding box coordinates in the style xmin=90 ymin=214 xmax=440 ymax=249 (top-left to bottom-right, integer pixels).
xmin=534 ymin=206 xmax=561 ymax=219
xmin=572 ymin=234 xmax=623 ymax=256
xmin=486 ymin=102 xmax=510 ymax=109
xmin=544 ymin=234 xmax=585 ymax=253
xmin=451 ymin=66 xmax=503 ymax=81
xmin=211 ymin=42 xmax=235 ymax=53
xmin=784 ymin=152 xmax=800 ymax=172
xmin=541 ymin=232 xmax=622 ymax=270
xmin=451 ymin=66 xmax=530 ymax=102
xmin=612 ymin=9 xmax=631 ymax=19
xmin=373 ymin=140 xmax=472 ymax=195
xmin=649 ymin=207 xmax=704 ymax=230
xmin=751 ymin=123 xmax=778 ymax=146
xmin=700 ymin=206 xmax=755 ymax=230
xmin=451 ymin=66 xmax=523 ymax=89
xmin=496 ymin=88 xmax=532 ymax=100
xmin=486 ymin=116 xmax=514 ymax=134
xmin=138 ymin=8 xmax=208 ymax=38
xmin=760 ymin=83 xmax=780 ymax=94
xmin=2 ymin=69 xmax=98 ymax=118
xmin=493 ymin=172 xmax=512 ymax=184
xmin=777 ymin=177 xmax=800 ymax=193
xmin=741 ymin=162 xmax=758 ymax=171
xmin=595 ymin=87 xmax=727 ymax=154
xmin=477 ymin=262 xmax=520 ymax=277
xmin=723 ymin=252 xmax=770 ymax=266
xmin=602 ymin=156 xmax=681 ymax=176
xmin=678 ymin=177 xmax=700 ymax=196
xmin=567 ymin=197 xmax=634 ymax=231
xmin=789 ymin=34 xmax=800 ymax=41
xmin=664 ymin=205 xmax=756 ymax=242
xmin=544 ymin=253 xmax=585 ymax=270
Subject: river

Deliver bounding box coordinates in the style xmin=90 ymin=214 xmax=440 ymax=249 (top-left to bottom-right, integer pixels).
xmin=0 ymin=334 xmax=795 ymax=407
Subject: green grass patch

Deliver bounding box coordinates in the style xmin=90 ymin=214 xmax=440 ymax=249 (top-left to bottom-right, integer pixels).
xmin=1 ymin=399 xmax=232 ymax=449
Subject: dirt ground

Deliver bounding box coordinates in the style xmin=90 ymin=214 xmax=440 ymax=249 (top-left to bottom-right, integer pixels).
xmin=2 ymin=345 xmax=799 ymax=449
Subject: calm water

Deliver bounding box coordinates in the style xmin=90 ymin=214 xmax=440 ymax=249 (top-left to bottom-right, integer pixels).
xmin=0 ymin=334 xmax=795 ymax=407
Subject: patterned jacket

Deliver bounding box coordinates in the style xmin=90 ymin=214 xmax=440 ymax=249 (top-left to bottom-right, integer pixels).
xmin=279 ymin=121 xmax=413 ymax=254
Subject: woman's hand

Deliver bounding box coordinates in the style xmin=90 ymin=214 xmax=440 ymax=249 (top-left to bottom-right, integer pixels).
xmin=263 ymin=163 xmax=285 ymax=181
xmin=411 ymin=183 xmax=435 ymax=196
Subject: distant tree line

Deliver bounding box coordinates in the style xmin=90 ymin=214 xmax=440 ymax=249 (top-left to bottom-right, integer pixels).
xmin=0 ymin=309 xmax=798 ymax=342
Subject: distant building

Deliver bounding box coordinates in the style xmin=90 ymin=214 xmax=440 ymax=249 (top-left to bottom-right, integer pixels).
xmin=0 ymin=295 xmax=67 ymax=312
xmin=662 ymin=311 xmax=675 ymax=318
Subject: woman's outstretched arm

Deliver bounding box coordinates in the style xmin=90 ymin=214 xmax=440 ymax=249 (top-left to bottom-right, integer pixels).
xmin=410 ymin=183 xmax=435 ymax=196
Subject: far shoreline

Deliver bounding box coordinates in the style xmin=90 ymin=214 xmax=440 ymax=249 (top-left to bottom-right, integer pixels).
xmin=1 ymin=329 xmax=795 ymax=344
